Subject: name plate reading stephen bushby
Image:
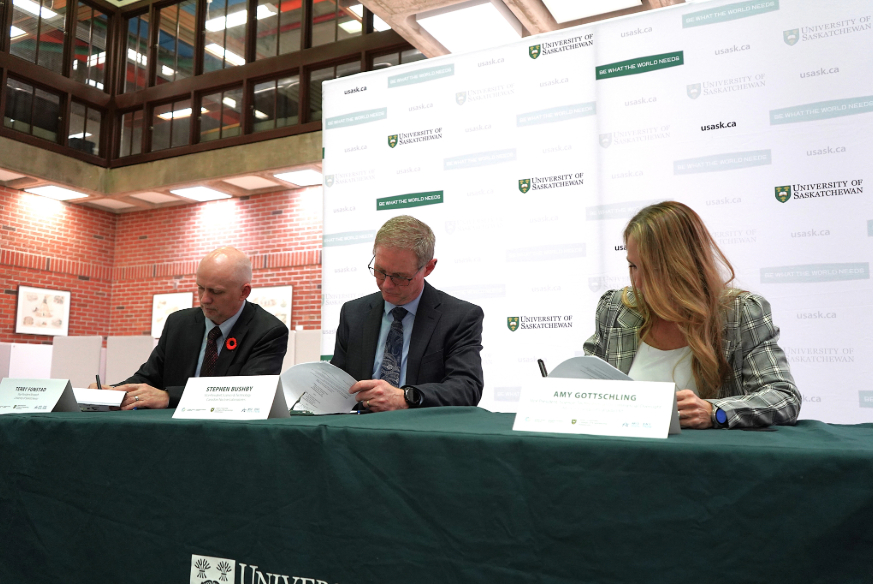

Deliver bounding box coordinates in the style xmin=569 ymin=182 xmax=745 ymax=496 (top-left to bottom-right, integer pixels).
xmin=174 ymin=375 xmax=289 ymax=420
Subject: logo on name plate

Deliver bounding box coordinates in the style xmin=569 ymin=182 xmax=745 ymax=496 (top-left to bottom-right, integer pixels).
xmin=518 ymin=179 xmax=531 ymax=194
xmin=775 ymin=185 xmax=792 ymax=203
xmin=387 ymin=134 xmax=398 ymax=148
xmin=529 ymin=44 xmax=541 ymax=59
xmin=599 ymin=133 xmax=612 ymax=148
xmin=507 ymin=317 xmax=520 ymax=332
xmin=783 ymin=29 xmax=799 ymax=46
xmin=324 ymin=174 xmax=335 ymax=187
xmin=571 ymin=419 xmax=577 ymax=425
xmin=687 ymin=83 xmax=701 ymax=99
xmin=456 ymin=91 xmax=467 ymax=105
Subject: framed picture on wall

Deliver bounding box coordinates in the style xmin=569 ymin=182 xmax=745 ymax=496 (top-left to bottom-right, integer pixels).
xmin=15 ymin=286 xmax=71 ymax=336
xmin=249 ymin=286 xmax=293 ymax=329
xmin=151 ymin=292 xmax=194 ymax=338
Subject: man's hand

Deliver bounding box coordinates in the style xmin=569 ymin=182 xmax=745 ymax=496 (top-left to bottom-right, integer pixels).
xmin=349 ymin=379 xmax=407 ymax=412
xmin=676 ymin=389 xmax=713 ymax=429
xmin=106 ymin=383 xmax=170 ymax=410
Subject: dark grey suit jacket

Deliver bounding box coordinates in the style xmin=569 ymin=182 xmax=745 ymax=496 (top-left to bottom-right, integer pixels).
xmin=120 ymin=302 xmax=289 ymax=407
xmin=331 ymin=281 xmax=484 ymax=407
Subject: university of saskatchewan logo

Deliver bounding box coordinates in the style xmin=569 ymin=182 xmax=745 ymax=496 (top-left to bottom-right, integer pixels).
xmin=775 ymin=185 xmax=792 ymax=203
xmin=456 ymin=91 xmax=467 ymax=105
xmin=518 ymin=179 xmax=531 ymax=194
xmin=599 ymin=133 xmax=612 ymax=149
xmin=588 ymin=277 xmax=604 ymax=292
xmin=324 ymin=174 xmax=335 ymax=188
xmin=190 ymin=555 xmax=235 ymax=584
xmin=529 ymin=44 xmax=541 ymax=59
xmin=687 ymin=83 xmax=701 ymax=99
xmin=571 ymin=419 xmax=577 ymax=425
xmin=387 ymin=134 xmax=398 ymax=148
xmin=507 ymin=317 xmax=520 ymax=332
xmin=783 ymin=29 xmax=799 ymax=46
xmin=445 ymin=220 xmax=456 ymax=235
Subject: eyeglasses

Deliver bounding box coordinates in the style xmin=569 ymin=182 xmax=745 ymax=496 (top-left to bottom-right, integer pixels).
xmin=368 ymin=256 xmax=424 ymax=287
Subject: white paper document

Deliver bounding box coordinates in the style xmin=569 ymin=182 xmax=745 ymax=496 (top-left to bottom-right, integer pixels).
xmin=280 ymin=361 xmax=359 ymax=415
xmin=73 ymin=387 xmax=126 ymax=411
xmin=549 ymin=355 xmax=631 ymax=380
xmin=0 ymin=378 xmax=79 ymax=414
xmin=174 ymin=375 xmax=289 ymax=420
xmin=513 ymin=377 xmax=677 ymax=439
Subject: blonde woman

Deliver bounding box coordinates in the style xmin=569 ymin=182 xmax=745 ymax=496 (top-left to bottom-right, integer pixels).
xmin=584 ymin=201 xmax=800 ymax=428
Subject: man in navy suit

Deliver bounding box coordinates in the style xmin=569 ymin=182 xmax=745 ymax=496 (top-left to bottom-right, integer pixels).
xmin=331 ymin=216 xmax=484 ymax=411
xmin=98 ymin=247 xmax=288 ymax=409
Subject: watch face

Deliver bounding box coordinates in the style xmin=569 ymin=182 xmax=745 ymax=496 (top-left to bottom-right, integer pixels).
xmin=715 ymin=408 xmax=727 ymax=424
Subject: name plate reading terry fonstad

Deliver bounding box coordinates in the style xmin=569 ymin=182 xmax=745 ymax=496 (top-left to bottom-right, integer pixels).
xmin=0 ymin=378 xmax=79 ymax=414
xmin=173 ymin=375 xmax=289 ymax=420
xmin=513 ymin=378 xmax=676 ymax=439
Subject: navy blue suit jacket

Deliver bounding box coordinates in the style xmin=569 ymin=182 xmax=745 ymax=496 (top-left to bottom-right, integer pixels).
xmin=331 ymin=281 xmax=484 ymax=407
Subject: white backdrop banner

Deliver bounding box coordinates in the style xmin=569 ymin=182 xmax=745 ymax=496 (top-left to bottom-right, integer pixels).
xmin=321 ymin=0 xmax=873 ymax=423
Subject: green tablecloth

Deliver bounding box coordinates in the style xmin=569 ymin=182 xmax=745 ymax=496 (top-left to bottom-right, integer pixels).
xmin=1 ymin=408 xmax=871 ymax=583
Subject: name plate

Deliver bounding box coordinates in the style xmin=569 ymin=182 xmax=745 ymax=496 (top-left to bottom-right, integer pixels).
xmin=173 ymin=375 xmax=289 ymax=420
xmin=513 ymin=378 xmax=676 ymax=439
xmin=0 ymin=378 xmax=79 ymax=414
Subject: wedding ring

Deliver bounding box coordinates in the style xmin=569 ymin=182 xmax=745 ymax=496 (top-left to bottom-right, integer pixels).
xmin=134 ymin=396 xmax=140 ymax=402
xmin=366 ymin=400 xmax=370 ymax=408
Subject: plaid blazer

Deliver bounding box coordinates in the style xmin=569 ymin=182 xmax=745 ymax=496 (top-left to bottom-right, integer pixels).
xmin=583 ymin=289 xmax=801 ymax=428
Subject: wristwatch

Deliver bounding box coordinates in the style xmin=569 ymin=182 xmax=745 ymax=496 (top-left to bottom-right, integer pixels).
xmin=711 ymin=406 xmax=728 ymax=427
xmin=402 ymin=385 xmax=423 ymax=408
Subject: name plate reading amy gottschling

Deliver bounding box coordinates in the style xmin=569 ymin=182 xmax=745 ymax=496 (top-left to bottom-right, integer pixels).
xmin=513 ymin=378 xmax=675 ymax=439
xmin=173 ymin=375 xmax=289 ymax=420
xmin=0 ymin=378 xmax=79 ymax=414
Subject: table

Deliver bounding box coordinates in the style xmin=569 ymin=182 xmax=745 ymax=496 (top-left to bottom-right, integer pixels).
xmin=1 ymin=408 xmax=871 ymax=584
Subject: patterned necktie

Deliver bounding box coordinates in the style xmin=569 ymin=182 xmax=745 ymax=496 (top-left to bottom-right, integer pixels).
xmin=200 ymin=326 xmax=222 ymax=377
xmin=379 ymin=307 xmax=408 ymax=387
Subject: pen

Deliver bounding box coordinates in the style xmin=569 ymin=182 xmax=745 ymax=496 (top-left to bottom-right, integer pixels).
xmin=95 ymin=374 xmax=102 ymax=389
xmin=537 ymin=359 xmax=548 ymax=378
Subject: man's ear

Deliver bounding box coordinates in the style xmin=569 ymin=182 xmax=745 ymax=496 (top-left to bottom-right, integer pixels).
xmin=241 ymin=284 xmax=252 ymax=299
xmin=423 ymin=258 xmax=437 ymax=277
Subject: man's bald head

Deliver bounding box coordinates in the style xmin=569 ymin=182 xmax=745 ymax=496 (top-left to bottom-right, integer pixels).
xmin=196 ymin=247 xmax=252 ymax=324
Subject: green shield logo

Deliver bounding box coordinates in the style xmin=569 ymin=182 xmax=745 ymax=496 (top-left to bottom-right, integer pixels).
xmin=571 ymin=419 xmax=577 ymax=425
xmin=529 ymin=45 xmax=541 ymax=59
xmin=507 ymin=317 xmax=520 ymax=332
xmin=775 ymin=185 xmax=792 ymax=203
xmin=456 ymin=92 xmax=467 ymax=105
xmin=388 ymin=134 xmax=398 ymax=148
xmin=324 ymin=175 xmax=335 ymax=188
xmin=599 ymin=133 xmax=612 ymax=148
xmin=518 ymin=179 xmax=531 ymax=194
xmin=783 ymin=29 xmax=799 ymax=46
xmin=687 ymin=83 xmax=701 ymax=99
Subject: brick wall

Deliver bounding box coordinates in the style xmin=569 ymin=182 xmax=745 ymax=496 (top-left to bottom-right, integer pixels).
xmin=0 ymin=186 xmax=323 ymax=344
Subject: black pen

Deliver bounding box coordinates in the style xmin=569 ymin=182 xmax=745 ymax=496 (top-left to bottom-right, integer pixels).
xmin=95 ymin=374 xmax=102 ymax=389
xmin=537 ymin=359 xmax=548 ymax=377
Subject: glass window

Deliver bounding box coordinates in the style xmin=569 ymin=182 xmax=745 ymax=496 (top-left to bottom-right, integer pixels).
xmin=10 ymin=0 xmax=68 ymax=74
xmin=252 ymin=74 xmax=299 ymax=133
xmin=119 ymin=109 xmax=144 ymax=157
xmin=69 ymin=102 xmax=102 ymax=155
xmin=372 ymin=52 xmax=399 ymax=70
xmin=151 ymin=98 xmax=192 ymax=151
xmin=401 ymin=49 xmax=426 ymax=64
xmin=3 ymin=78 xmax=61 ymax=142
xmin=124 ymin=14 xmax=150 ymax=93
xmin=309 ymin=61 xmax=360 ymax=122
xmin=312 ymin=1 xmax=361 ymax=47
xmin=200 ymin=87 xmax=243 ymax=142
xmin=157 ymin=0 xmax=197 ymax=85
xmin=71 ymin=2 xmax=109 ymax=90
xmin=203 ymin=0 xmax=247 ymax=73
xmin=255 ymin=0 xmax=301 ymax=60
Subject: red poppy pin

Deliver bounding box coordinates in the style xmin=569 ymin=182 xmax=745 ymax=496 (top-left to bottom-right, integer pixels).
xmin=225 ymin=337 xmax=238 ymax=351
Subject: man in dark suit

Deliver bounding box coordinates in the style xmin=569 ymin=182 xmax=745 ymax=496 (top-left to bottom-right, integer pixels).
xmin=332 ymin=216 xmax=484 ymax=411
xmin=97 ymin=247 xmax=288 ymax=409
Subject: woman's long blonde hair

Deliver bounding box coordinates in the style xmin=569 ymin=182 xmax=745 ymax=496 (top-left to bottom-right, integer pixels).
xmin=622 ymin=201 xmax=737 ymax=398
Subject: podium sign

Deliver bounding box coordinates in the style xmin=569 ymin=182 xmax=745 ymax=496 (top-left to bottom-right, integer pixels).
xmin=0 ymin=378 xmax=79 ymax=414
xmin=173 ymin=375 xmax=289 ymax=420
xmin=513 ymin=377 xmax=676 ymax=439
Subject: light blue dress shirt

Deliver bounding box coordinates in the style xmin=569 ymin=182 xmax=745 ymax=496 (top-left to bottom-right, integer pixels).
xmin=371 ymin=288 xmax=424 ymax=387
xmin=195 ymin=302 xmax=246 ymax=377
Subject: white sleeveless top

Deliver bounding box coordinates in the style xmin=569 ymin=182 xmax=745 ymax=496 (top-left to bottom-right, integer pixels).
xmin=628 ymin=341 xmax=699 ymax=395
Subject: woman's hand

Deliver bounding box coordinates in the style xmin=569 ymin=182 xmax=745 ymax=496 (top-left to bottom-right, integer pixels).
xmin=676 ymin=389 xmax=713 ymax=429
